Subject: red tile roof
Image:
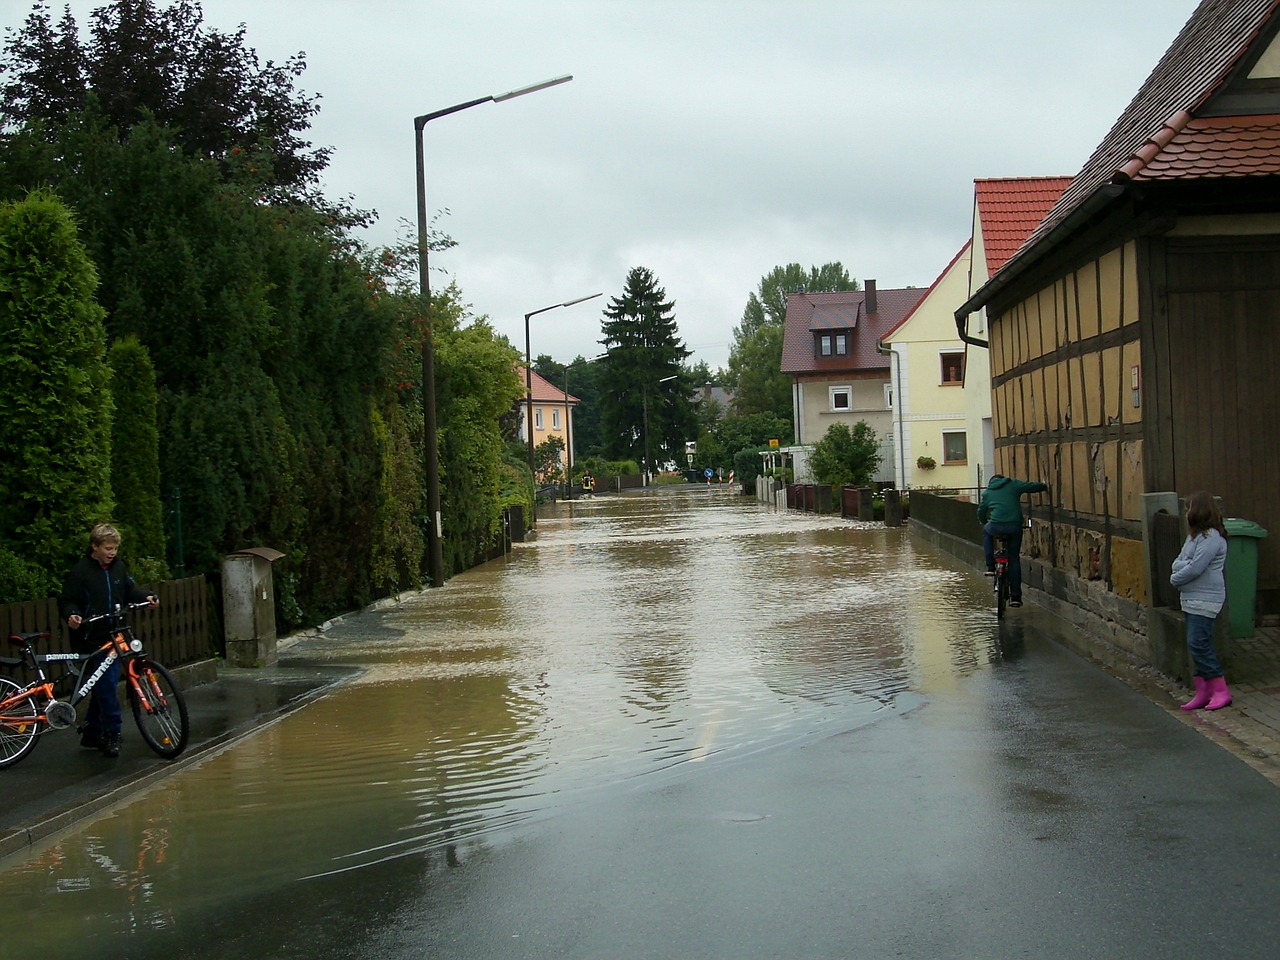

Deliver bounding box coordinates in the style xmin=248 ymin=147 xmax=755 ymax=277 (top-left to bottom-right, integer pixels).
xmin=974 ymin=177 xmax=1073 ymax=276
xmin=517 ymin=365 xmax=579 ymax=404
xmin=1124 ymin=113 xmax=1280 ymax=179
xmin=962 ymin=0 xmax=1280 ymax=318
xmin=781 ymin=286 xmax=926 ymax=374
xmin=1022 ymin=0 xmax=1279 ymax=254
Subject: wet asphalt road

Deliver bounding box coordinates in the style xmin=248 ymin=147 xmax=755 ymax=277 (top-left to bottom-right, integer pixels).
xmin=3 ymin=488 xmax=1280 ymax=959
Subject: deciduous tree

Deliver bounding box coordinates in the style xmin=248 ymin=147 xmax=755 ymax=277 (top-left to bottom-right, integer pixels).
xmin=727 ymin=263 xmax=857 ymax=419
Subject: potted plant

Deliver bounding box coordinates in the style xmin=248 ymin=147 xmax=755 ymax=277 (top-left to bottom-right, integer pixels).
xmin=916 ymin=455 xmax=936 ymax=470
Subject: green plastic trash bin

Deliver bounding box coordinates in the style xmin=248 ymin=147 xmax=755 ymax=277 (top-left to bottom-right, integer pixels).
xmin=1224 ymin=517 xmax=1268 ymax=638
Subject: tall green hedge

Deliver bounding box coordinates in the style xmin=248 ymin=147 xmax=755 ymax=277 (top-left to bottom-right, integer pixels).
xmin=0 ymin=191 xmax=113 ymax=600
xmin=107 ymin=335 xmax=168 ymax=581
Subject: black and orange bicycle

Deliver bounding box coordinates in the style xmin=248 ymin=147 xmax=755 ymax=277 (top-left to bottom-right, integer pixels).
xmin=0 ymin=601 xmax=189 ymax=769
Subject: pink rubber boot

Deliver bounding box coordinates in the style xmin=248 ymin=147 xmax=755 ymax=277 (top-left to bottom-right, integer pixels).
xmin=1180 ymin=676 xmax=1211 ymax=711
xmin=1205 ymin=676 xmax=1233 ymax=711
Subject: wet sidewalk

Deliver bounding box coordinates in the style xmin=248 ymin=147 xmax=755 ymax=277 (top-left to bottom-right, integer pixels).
xmin=0 ymin=659 xmax=355 ymax=865
xmin=1077 ymin=619 xmax=1280 ymax=787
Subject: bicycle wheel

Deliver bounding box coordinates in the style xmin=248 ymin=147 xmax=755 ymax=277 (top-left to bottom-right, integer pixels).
xmin=0 ymin=676 xmax=41 ymax=769
xmin=128 ymin=660 xmax=189 ymax=759
xmin=995 ymin=568 xmax=1009 ymax=619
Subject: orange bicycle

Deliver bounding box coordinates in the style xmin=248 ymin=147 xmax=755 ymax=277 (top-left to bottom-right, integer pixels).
xmin=0 ymin=601 xmax=189 ymax=768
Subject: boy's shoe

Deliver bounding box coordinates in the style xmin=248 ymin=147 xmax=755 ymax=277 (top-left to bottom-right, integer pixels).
xmin=100 ymin=733 xmax=122 ymax=758
xmin=79 ymin=727 xmax=103 ymax=749
xmin=1009 ymin=599 xmax=1023 ymax=607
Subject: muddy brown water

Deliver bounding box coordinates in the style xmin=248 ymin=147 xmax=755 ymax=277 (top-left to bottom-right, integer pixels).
xmin=0 ymin=486 xmax=1008 ymax=954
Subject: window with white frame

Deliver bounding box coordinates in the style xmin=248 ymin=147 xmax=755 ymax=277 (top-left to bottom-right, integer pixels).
xmin=552 ymin=409 xmax=560 ymax=430
xmin=940 ymin=351 xmax=965 ymax=385
xmin=829 ymin=386 xmax=851 ymax=411
xmin=534 ymin=408 xmax=543 ymax=430
xmin=884 ymin=383 xmax=893 ymax=408
xmin=942 ymin=431 xmax=968 ymax=464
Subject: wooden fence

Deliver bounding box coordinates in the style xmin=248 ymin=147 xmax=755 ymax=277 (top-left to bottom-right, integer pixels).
xmin=0 ymin=575 xmax=214 ymax=668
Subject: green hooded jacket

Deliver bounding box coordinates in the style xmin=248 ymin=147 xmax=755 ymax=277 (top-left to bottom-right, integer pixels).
xmin=977 ymin=475 xmax=1048 ymax=526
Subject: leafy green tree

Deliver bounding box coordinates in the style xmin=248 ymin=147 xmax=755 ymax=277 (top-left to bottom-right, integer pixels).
xmin=432 ymin=285 xmax=526 ymax=575
xmin=533 ymin=436 xmax=565 ymax=484
xmin=810 ymin=421 xmax=882 ymax=488
xmin=0 ymin=0 xmax=331 ymax=196
xmin=693 ymin=411 xmax=791 ymax=475
xmin=0 ymin=190 xmax=113 ymax=600
xmin=107 ymin=335 xmax=167 ymax=581
xmin=598 ymin=266 xmax=695 ymax=471
xmin=726 ymin=263 xmax=857 ymax=419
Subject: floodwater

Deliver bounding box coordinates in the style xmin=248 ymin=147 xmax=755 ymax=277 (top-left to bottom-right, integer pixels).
xmin=11 ymin=486 xmax=1276 ymax=958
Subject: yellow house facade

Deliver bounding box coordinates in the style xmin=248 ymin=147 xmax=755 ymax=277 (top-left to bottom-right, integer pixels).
xmin=517 ymin=365 xmax=580 ymax=479
xmin=880 ymin=242 xmax=973 ymax=490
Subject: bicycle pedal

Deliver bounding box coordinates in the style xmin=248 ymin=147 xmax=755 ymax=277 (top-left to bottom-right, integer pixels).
xmin=983 ymin=571 xmax=996 ymax=577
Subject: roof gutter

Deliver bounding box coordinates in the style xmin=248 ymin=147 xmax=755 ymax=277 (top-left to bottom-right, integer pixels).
xmin=953 ymin=182 xmax=1129 ymax=348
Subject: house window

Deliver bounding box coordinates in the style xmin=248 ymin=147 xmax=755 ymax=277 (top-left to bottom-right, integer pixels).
xmin=534 ymin=408 xmax=543 ymax=430
xmin=942 ymin=431 xmax=968 ymax=464
xmin=552 ymin=409 xmax=560 ymax=430
xmin=884 ymin=384 xmax=893 ymax=409
xmin=941 ymin=351 xmax=965 ymax=384
xmin=829 ymin=386 xmax=851 ymax=411
xmin=835 ymin=333 xmax=848 ymax=355
xmin=819 ymin=335 xmax=833 ymax=356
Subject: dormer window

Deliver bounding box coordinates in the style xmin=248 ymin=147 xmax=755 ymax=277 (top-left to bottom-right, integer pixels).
xmin=816 ymin=331 xmax=850 ymax=357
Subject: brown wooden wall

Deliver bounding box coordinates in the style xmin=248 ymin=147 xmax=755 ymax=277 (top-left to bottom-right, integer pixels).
xmin=1145 ymin=235 xmax=1280 ymax=613
xmin=988 ymin=240 xmax=1147 ymax=601
xmin=0 ymin=576 xmax=213 ymax=668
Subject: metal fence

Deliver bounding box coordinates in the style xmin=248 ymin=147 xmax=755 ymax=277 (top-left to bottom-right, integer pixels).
xmin=0 ymin=575 xmax=213 ymax=668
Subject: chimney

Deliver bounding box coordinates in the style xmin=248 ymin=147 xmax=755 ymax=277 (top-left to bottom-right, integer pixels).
xmin=865 ymin=279 xmax=877 ymax=316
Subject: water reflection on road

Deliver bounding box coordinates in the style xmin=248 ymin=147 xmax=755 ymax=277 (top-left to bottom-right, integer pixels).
xmin=0 ymin=486 xmax=1012 ymax=954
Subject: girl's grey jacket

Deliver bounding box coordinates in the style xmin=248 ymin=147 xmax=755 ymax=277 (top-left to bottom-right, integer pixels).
xmin=1170 ymin=529 xmax=1228 ymax=616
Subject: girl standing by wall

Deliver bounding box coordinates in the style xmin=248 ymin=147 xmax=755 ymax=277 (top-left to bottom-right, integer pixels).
xmin=1171 ymin=491 xmax=1231 ymax=711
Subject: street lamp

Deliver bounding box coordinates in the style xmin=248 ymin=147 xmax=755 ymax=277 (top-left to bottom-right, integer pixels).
xmin=524 ymin=293 xmax=603 ymax=502
xmin=563 ymin=352 xmax=608 ymax=497
xmin=643 ymin=373 xmax=679 ymax=487
xmin=415 ymin=75 xmax=572 ymax=587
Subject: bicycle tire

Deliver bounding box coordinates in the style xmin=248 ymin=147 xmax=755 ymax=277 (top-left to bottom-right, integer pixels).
xmin=995 ymin=567 xmax=1009 ymax=620
xmin=128 ymin=660 xmax=189 ymax=759
xmin=0 ymin=676 xmax=41 ymax=769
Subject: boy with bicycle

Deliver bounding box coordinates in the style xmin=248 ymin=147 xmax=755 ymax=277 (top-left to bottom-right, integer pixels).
xmin=57 ymin=523 xmax=158 ymax=757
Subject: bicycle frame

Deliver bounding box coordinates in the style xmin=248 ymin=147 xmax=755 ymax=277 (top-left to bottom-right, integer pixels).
xmin=992 ymin=535 xmax=1011 ymax=619
xmin=1 ymin=601 xmax=181 ymax=751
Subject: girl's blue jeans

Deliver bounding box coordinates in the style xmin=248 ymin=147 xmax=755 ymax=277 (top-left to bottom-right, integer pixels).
xmin=1185 ymin=612 xmax=1223 ymax=679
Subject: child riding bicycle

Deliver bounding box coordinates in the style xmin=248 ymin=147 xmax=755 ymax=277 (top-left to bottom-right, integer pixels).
xmin=977 ymin=475 xmax=1048 ymax=608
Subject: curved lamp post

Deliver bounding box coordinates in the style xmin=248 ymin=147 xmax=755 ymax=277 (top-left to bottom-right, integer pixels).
xmin=524 ymin=293 xmax=602 ymax=509
xmin=415 ymin=75 xmax=571 ymax=586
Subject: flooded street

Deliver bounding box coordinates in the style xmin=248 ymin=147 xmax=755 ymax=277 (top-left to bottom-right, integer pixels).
xmin=6 ymin=486 xmax=1280 ymax=959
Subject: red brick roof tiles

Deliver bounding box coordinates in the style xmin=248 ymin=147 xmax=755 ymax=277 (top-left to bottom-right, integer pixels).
xmin=1124 ymin=113 xmax=1280 ymax=180
xmin=1016 ymin=0 xmax=1280 ymax=261
xmin=974 ymin=177 xmax=1073 ymax=277
xmin=517 ymin=365 xmax=579 ymax=404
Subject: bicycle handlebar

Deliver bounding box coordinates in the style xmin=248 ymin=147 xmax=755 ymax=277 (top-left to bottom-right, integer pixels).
xmin=78 ymin=599 xmax=158 ymax=627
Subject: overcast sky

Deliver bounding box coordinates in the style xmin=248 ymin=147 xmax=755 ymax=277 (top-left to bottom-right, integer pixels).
xmin=4 ymin=0 xmax=1200 ymax=371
